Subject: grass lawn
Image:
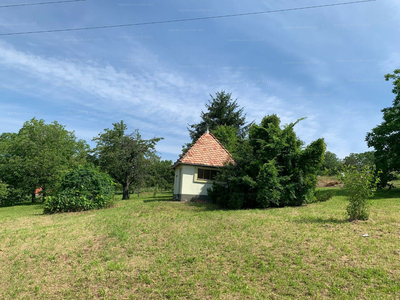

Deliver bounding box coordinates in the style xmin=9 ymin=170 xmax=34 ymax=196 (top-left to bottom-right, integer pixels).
xmin=1 ymin=188 xmax=400 ymax=299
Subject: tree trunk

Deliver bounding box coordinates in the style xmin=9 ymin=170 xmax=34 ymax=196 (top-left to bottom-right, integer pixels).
xmin=31 ymin=192 xmax=36 ymax=203
xmin=122 ymin=183 xmax=130 ymax=200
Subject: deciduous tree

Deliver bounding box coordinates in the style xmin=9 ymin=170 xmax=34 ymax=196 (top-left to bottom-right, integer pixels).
xmin=342 ymin=152 xmax=375 ymax=170
xmin=0 ymin=118 xmax=88 ymax=203
xmin=366 ymin=70 xmax=400 ymax=187
xmin=92 ymin=121 xmax=162 ymax=200
xmin=320 ymin=151 xmax=341 ymax=175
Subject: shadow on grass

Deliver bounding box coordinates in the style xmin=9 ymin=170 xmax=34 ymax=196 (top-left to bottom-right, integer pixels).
xmin=293 ymin=216 xmax=348 ymax=224
xmin=0 ymin=201 xmax=44 ymax=208
xmin=185 ymin=202 xmax=222 ymax=211
xmin=371 ymin=188 xmax=400 ymax=200
xmin=319 ymin=188 xmax=348 ymax=198
xmin=320 ymin=187 xmax=400 ymax=200
xmin=142 ymin=195 xmax=174 ymax=203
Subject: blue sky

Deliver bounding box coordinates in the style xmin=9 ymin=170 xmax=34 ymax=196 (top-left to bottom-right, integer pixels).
xmin=0 ymin=0 xmax=398 ymax=161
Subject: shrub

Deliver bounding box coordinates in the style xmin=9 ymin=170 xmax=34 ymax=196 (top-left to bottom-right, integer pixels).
xmin=307 ymin=190 xmax=334 ymax=204
xmin=341 ymin=165 xmax=379 ymax=221
xmin=44 ymin=165 xmax=114 ymax=214
xmin=208 ymin=183 xmax=231 ymax=208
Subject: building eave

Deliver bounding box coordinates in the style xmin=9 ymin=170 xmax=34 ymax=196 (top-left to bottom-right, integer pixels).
xmin=172 ymin=162 xmax=229 ymax=169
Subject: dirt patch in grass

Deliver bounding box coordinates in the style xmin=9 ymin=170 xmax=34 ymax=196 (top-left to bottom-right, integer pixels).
xmin=317 ymin=176 xmax=343 ymax=188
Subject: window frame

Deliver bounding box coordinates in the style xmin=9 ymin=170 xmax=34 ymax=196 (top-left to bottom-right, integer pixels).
xmin=194 ymin=166 xmax=220 ymax=183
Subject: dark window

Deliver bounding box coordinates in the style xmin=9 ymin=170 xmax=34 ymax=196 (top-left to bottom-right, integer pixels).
xmin=197 ymin=168 xmax=218 ymax=180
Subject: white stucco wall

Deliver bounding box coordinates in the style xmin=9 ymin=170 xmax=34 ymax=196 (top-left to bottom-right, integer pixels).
xmin=175 ymin=165 xmax=214 ymax=197
xmin=173 ymin=166 xmax=182 ymax=195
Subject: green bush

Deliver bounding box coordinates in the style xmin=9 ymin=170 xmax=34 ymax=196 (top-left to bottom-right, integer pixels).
xmin=44 ymin=166 xmax=114 ymax=214
xmin=307 ymin=190 xmax=334 ymax=204
xmin=341 ymin=165 xmax=379 ymax=221
xmin=208 ymin=115 xmax=325 ymax=210
xmin=207 ymin=183 xmax=231 ymax=208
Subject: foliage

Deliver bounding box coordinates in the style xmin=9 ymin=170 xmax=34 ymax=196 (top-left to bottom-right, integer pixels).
xmin=308 ymin=190 xmax=334 ymax=204
xmin=0 ymin=181 xmax=9 ymax=206
xmin=341 ymin=165 xmax=379 ymax=221
xmin=0 ymin=118 xmax=88 ymax=204
xmin=92 ymin=121 xmax=162 ymax=200
xmin=185 ymin=91 xmax=251 ymax=151
xmin=366 ymin=69 xmax=400 ymax=188
xmin=209 ymin=115 xmax=326 ymax=209
xmin=146 ymin=157 xmax=174 ymax=194
xmin=44 ymin=165 xmax=114 ymax=214
xmin=211 ymin=125 xmax=239 ymax=155
xmin=342 ymin=151 xmax=375 ymax=170
xmin=319 ymin=151 xmax=341 ymax=175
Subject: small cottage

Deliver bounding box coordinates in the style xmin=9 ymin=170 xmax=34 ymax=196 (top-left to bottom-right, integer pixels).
xmin=172 ymin=132 xmax=235 ymax=202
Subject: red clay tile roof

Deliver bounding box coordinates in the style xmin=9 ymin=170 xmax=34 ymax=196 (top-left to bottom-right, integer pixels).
xmin=173 ymin=132 xmax=235 ymax=168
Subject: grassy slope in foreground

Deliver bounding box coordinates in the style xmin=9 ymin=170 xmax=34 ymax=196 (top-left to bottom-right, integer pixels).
xmin=1 ymin=189 xmax=400 ymax=299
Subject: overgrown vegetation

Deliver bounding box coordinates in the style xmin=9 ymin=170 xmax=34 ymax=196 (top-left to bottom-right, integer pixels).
xmin=209 ymin=115 xmax=325 ymax=209
xmin=44 ymin=165 xmax=115 ymax=214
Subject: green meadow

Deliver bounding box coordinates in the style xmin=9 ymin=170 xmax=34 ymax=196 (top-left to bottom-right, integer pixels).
xmin=1 ymin=187 xmax=400 ymax=299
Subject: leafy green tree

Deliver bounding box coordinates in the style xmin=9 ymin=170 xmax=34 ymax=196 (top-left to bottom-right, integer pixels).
xmin=209 ymin=115 xmax=326 ymax=209
xmin=366 ymin=69 xmax=400 ymax=187
xmin=0 ymin=118 xmax=88 ymax=203
xmin=341 ymin=165 xmax=379 ymax=221
xmin=320 ymin=151 xmax=341 ymax=175
xmin=187 ymin=91 xmax=251 ymax=145
xmin=342 ymin=152 xmax=375 ymax=170
xmin=92 ymin=121 xmax=162 ymax=200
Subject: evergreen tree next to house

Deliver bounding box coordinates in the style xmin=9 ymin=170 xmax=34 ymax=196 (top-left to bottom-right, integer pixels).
xmin=208 ymin=115 xmax=326 ymax=209
xmin=186 ymin=91 xmax=251 ymax=148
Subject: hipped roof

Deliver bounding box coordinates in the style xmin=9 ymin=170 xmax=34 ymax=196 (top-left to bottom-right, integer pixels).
xmin=173 ymin=132 xmax=235 ymax=168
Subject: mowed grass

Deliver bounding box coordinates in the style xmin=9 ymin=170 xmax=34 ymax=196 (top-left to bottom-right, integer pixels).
xmin=1 ymin=188 xmax=400 ymax=299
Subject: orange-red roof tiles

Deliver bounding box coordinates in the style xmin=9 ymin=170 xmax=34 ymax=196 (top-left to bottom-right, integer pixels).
xmin=174 ymin=132 xmax=235 ymax=168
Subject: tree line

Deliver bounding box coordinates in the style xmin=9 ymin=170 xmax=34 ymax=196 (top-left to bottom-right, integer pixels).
xmin=1 ymin=68 xmax=399 ymax=210
xmin=0 ymin=119 xmax=174 ymax=206
xmin=319 ymin=151 xmax=376 ymax=176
